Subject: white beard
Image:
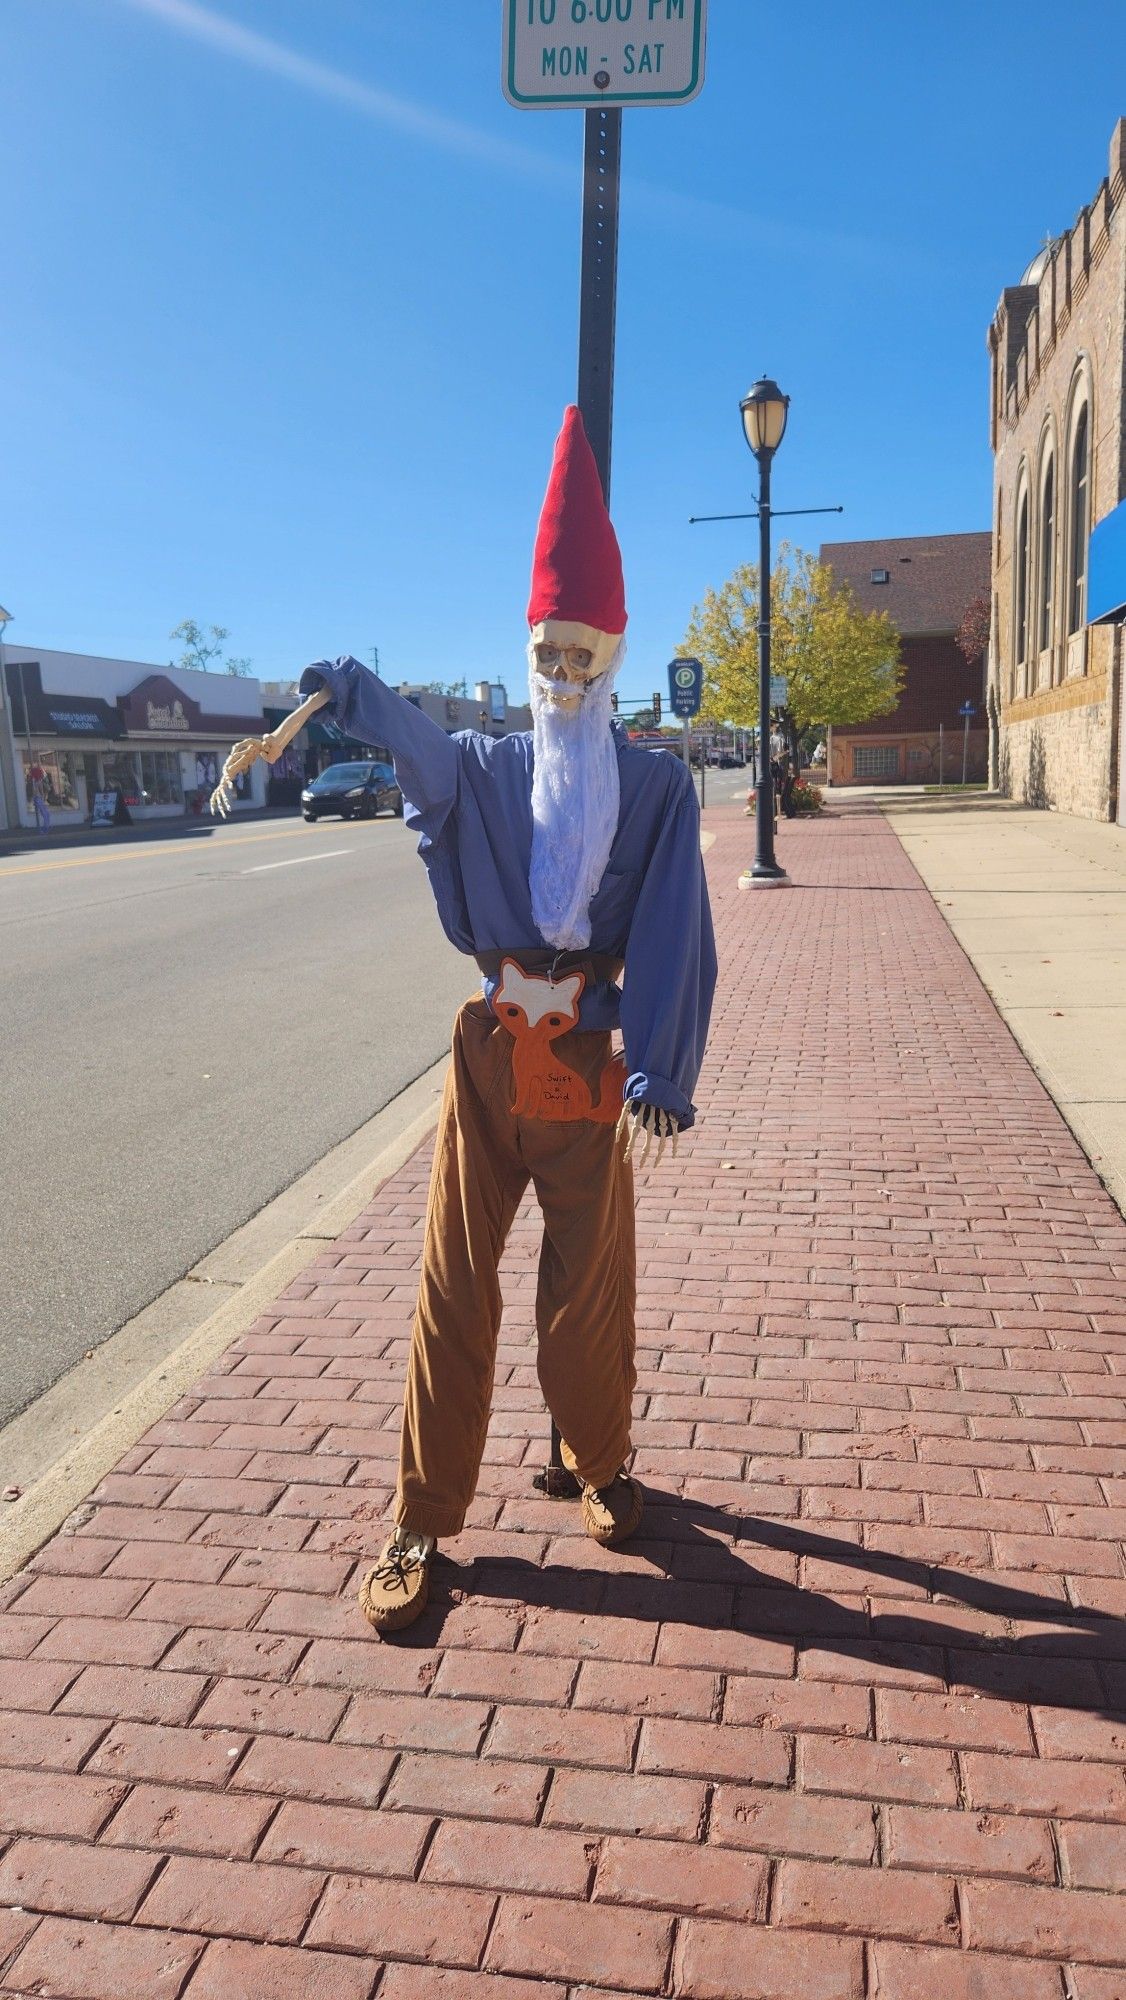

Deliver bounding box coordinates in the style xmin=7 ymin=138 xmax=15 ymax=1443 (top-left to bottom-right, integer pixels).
xmin=528 ymin=639 xmax=624 ymax=952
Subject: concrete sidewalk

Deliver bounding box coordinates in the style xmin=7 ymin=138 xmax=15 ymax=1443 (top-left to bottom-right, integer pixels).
xmin=1 ymin=800 xmax=1124 ymax=1999
xmin=886 ymin=795 xmax=1126 ymax=1224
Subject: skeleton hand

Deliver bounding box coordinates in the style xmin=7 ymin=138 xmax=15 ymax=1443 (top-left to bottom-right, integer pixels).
xmin=210 ymin=733 xmax=278 ymax=818
xmin=615 ymin=1101 xmax=680 ymax=1168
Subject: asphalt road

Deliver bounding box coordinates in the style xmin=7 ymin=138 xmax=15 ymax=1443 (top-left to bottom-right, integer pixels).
xmin=0 ymin=813 xmax=477 ymax=1428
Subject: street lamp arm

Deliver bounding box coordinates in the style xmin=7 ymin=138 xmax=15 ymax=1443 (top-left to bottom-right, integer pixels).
xmin=689 ymin=505 xmax=844 ymax=525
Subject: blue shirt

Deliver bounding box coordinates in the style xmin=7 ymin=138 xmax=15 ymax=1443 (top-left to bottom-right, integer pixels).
xmin=299 ymin=657 xmax=716 ymax=1128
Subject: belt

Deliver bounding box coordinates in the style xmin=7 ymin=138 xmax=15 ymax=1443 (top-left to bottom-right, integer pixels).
xmin=474 ymin=948 xmax=624 ymax=985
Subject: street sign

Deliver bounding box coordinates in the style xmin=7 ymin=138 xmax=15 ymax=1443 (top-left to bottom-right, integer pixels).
xmin=959 ymin=701 xmax=976 ymax=717
xmin=770 ymin=675 xmax=789 ymax=707
xmin=668 ymin=656 xmax=703 ymax=719
xmin=503 ymin=0 xmax=707 ymax=110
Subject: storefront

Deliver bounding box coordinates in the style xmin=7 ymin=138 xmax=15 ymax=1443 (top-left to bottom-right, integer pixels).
xmin=3 ymin=650 xmax=269 ymax=826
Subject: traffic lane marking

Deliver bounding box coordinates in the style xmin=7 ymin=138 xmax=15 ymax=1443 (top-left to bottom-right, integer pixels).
xmin=243 ymin=849 xmax=353 ymax=873
xmin=0 ymin=824 xmax=351 ymax=879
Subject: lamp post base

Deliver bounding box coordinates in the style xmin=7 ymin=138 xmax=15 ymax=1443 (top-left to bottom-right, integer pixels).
xmin=738 ymin=867 xmax=789 ymax=890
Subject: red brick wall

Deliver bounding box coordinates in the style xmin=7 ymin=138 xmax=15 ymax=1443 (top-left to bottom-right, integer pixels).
xmin=846 ymin=634 xmax=985 ymax=738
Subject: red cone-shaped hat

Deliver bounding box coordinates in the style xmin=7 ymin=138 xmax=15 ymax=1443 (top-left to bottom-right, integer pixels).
xmin=527 ymin=407 xmax=627 ymax=669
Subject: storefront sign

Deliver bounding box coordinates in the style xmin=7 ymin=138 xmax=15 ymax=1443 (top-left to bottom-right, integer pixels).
xmin=48 ymin=708 xmax=102 ymax=732
xmin=503 ymin=0 xmax=707 ymax=109
xmin=118 ymin=673 xmax=261 ymax=739
xmin=4 ymin=661 xmax=124 ymax=740
xmin=91 ymin=790 xmax=125 ymax=827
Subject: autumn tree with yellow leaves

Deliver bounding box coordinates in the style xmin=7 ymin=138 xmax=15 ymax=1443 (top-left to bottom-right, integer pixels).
xmin=681 ymin=544 xmax=904 ymax=756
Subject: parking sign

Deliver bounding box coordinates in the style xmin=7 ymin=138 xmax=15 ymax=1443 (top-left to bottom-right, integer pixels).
xmin=503 ymin=0 xmax=708 ymax=110
xmin=668 ymin=656 xmax=703 ymax=719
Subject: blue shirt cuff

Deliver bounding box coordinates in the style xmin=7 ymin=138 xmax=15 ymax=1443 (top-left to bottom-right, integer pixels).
xmin=624 ymin=1071 xmax=696 ymax=1130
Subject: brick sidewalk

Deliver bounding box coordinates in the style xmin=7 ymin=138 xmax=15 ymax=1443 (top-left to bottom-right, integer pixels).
xmin=2 ymin=802 xmax=1125 ymax=2000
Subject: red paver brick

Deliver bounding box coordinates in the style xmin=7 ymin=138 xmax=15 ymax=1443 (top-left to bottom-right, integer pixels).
xmin=6 ymin=1914 xmax=203 ymax=1999
xmin=724 ymin=1673 xmax=870 ymax=1736
xmin=0 ymin=1905 xmax=39 ymax=1972
xmin=192 ymin=1675 xmax=348 ymax=1740
xmin=487 ymin=1891 xmax=673 ymax=1991
xmin=257 ymin=1799 xmax=430 ymax=1876
xmin=545 ymin=1766 xmax=706 ymax=1839
xmin=230 ymin=1733 xmax=395 ymax=1808
xmin=676 ymin=1915 xmax=864 ymax=1999
xmin=3 ymin=1657 xmax=80 ymax=1710
xmin=801 ymin=1733 xmax=960 ymax=1805
xmin=159 ymin=1626 xmax=307 ymax=1679
xmin=378 ymin=1971 xmax=566 ymax=2000
xmin=86 ymin=1720 xmax=247 ymax=1787
xmin=431 ymin=1646 xmax=576 ymax=1706
xmin=307 ymin=1873 xmax=495 ymax=1966
xmin=0 ymin=1769 xmax=126 ymax=1840
xmin=0 ymin=1610 xmax=55 ymax=1658
xmin=885 ymin=1801 xmax=1056 ymax=1879
xmin=573 ymin=1659 xmax=719 ymax=1719
xmin=0 ymin=1710 xmax=107 ymax=1772
xmin=637 ymin=1715 xmax=791 ymax=1785
xmin=384 ymin=1749 xmax=548 ymax=1822
xmin=296 ymin=1636 xmax=440 ymax=1692
xmin=1058 ymin=1818 xmax=1126 ymax=1891
xmin=101 ymin=1780 xmax=277 ymax=1858
xmin=485 ymin=1702 xmax=638 ymax=1770
xmin=424 ymin=1816 xmax=595 ymax=1898
xmin=139 ymin=1852 xmax=324 ymax=1943
xmin=0 ymin=1835 xmax=160 ymax=1921
xmin=1033 ymin=1706 xmax=1126 ymax=1761
xmin=875 ymin=1687 xmax=1033 ymax=1752
xmin=57 ymin=1662 xmax=207 ymax=1726
xmin=337 ymin=1691 xmax=489 ymax=1754
xmin=964 ymin=1876 xmax=1126 ymax=1963
xmin=183 ymin=1937 xmax=378 ymax=2000
xmin=962 ymin=1751 xmax=1126 ymax=1821
xmin=130 ymin=1579 xmax=270 ymax=1628
xmin=871 ymin=1941 xmax=1066 ymax=1999
xmin=774 ymin=1855 xmax=959 ymax=1943
xmin=16 ymin=1575 xmax=147 ymax=1619
xmin=595 ymin=1833 xmax=768 ymax=1920
xmin=709 ymin=1786 xmax=878 ymax=1862
xmin=30 ymin=1613 xmax=180 ymax=1665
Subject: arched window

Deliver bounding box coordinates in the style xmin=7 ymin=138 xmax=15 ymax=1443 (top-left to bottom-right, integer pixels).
xmin=1038 ymin=455 xmax=1055 ymax=656
xmin=1068 ymin=405 xmax=1089 ymax=633
xmin=1015 ymin=489 xmax=1029 ymax=685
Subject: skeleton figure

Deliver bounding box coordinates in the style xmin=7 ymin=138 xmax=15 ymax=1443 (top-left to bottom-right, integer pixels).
xmin=213 ymin=408 xmax=715 ymax=1632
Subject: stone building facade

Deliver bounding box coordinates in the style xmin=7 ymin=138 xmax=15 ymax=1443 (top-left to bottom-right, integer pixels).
xmin=987 ymin=118 xmax=1126 ymax=820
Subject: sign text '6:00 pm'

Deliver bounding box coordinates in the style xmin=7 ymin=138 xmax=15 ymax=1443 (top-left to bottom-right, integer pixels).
xmin=503 ymin=0 xmax=707 ymax=109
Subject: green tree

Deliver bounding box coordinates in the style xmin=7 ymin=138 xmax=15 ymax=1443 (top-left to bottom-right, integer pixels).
xmin=681 ymin=544 xmax=903 ymax=755
xmin=170 ymin=620 xmax=253 ymax=677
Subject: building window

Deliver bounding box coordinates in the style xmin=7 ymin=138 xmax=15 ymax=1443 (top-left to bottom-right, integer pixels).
xmin=853 ymin=744 xmax=899 ymax=779
xmin=139 ymin=749 xmax=184 ymax=806
xmin=1015 ymin=489 xmax=1030 ymax=688
xmin=1068 ymin=404 xmax=1089 ymax=633
xmin=870 ymin=569 xmax=889 ymax=584
xmin=101 ymin=750 xmax=144 ymax=807
xmin=22 ymin=748 xmax=79 ymax=812
xmin=1038 ymin=455 xmax=1055 ymax=656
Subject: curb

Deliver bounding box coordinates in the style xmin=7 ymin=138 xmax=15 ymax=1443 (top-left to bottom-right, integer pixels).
xmin=0 ymin=1061 xmax=447 ymax=1583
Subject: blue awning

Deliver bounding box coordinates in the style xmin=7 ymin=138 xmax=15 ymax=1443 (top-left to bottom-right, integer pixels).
xmin=1089 ymin=498 xmax=1126 ymax=625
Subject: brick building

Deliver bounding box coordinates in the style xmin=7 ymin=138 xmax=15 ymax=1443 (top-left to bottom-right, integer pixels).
xmin=987 ymin=118 xmax=1126 ymax=821
xmin=818 ymin=533 xmax=991 ymax=786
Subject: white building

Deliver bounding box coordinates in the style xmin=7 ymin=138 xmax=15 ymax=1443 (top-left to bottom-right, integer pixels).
xmin=1 ymin=647 xmax=268 ymax=829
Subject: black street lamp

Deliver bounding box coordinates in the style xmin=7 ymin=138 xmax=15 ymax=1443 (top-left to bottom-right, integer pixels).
xmin=740 ymin=378 xmax=790 ymax=886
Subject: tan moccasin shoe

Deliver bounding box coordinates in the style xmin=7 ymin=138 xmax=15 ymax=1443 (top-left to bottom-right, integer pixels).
xmin=581 ymin=1471 xmax=644 ymax=1546
xmin=357 ymin=1536 xmax=432 ymax=1634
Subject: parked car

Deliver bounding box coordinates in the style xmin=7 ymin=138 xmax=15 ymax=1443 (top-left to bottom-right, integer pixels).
xmin=301 ymin=761 xmax=402 ymax=821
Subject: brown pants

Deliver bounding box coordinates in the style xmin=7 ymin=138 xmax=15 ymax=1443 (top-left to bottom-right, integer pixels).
xmin=395 ymin=997 xmax=637 ymax=1539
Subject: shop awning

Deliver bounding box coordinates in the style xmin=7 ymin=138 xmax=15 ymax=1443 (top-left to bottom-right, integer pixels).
xmin=1089 ymin=498 xmax=1126 ymax=625
xmin=4 ymin=662 xmax=125 ymax=738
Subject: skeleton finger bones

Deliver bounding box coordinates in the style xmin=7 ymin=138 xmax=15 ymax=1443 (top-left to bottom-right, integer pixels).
xmin=210 ymin=737 xmax=268 ymax=819
xmin=616 ymin=1101 xmax=680 ymax=1168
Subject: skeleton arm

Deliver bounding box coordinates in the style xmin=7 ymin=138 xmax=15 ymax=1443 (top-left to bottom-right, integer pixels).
xmin=210 ymin=685 xmax=332 ymax=818
xmin=615 ymin=1100 xmax=679 ymax=1169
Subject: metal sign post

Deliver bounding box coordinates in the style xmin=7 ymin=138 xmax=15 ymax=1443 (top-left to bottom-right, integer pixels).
xmin=503 ymin=1 xmax=708 ymax=1493
xmin=960 ymin=700 xmax=975 ymax=786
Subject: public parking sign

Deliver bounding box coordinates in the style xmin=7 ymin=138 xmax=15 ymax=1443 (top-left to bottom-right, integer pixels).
xmin=503 ymin=0 xmax=707 ymax=110
xmin=668 ymin=656 xmax=703 ymax=718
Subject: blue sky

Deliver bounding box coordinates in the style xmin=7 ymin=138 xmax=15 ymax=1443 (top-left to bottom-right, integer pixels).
xmin=2 ymin=1 xmax=1121 ymax=708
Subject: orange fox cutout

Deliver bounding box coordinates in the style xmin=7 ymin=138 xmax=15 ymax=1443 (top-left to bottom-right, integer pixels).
xmin=492 ymin=959 xmax=626 ymax=1124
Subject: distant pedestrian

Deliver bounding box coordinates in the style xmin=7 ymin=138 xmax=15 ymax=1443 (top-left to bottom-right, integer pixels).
xmin=30 ymin=768 xmax=50 ymax=832
xmin=780 ymin=755 xmax=797 ymax=819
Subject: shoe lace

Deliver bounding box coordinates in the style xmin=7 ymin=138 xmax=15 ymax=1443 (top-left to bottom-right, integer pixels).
xmin=374 ymin=1542 xmax=420 ymax=1594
